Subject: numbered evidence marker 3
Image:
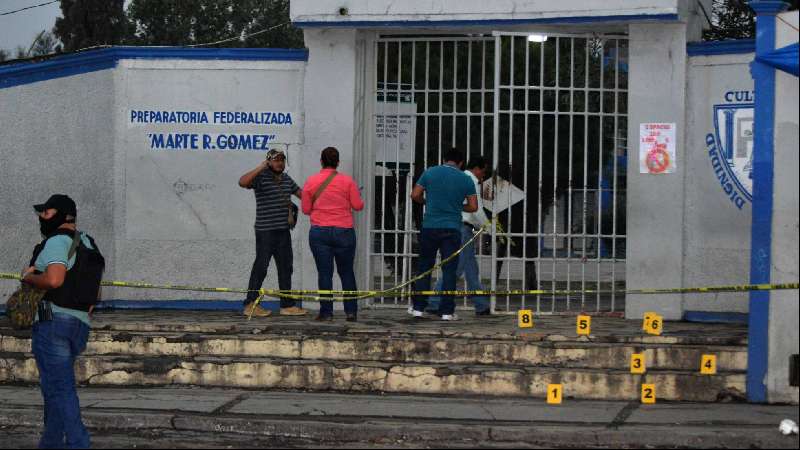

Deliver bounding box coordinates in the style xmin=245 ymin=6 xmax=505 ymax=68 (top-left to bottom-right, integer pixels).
xmin=576 ymin=315 xmax=591 ymax=335
xmin=641 ymin=384 xmax=656 ymax=404
xmin=646 ymin=314 xmax=663 ymax=336
xmin=518 ymin=310 xmax=533 ymax=328
xmin=547 ymin=384 xmax=563 ymax=404
xmin=701 ymin=355 xmax=717 ymax=375
xmin=631 ymin=353 xmax=646 ymax=374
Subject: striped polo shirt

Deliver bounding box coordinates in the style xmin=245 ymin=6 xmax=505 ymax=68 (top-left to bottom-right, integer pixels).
xmin=251 ymin=170 xmax=300 ymax=231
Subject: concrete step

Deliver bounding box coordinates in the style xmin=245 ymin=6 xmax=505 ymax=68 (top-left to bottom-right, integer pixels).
xmin=0 ymin=330 xmax=747 ymax=371
xmin=0 ymin=352 xmax=746 ymax=402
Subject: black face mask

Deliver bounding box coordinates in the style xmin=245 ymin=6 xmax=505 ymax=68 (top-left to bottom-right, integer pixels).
xmin=39 ymin=211 xmax=70 ymax=238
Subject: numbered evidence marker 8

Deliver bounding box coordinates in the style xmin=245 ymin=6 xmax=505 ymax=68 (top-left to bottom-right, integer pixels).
xmin=641 ymin=384 xmax=656 ymax=404
xmin=700 ymin=355 xmax=717 ymax=375
xmin=631 ymin=353 xmax=646 ymax=374
xmin=646 ymin=314 xmax=663 ymax=336
xmin=576 ymin=315 xmax=591 ymax=335
xmin=547 ymin=384 xmax=563 ymax=404
xmin=518 ymin=310 xmax=533 ymax=328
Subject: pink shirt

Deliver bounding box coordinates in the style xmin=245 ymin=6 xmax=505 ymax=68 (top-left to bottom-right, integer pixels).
xmin=302 ymin=168 xmax=364 ymax=228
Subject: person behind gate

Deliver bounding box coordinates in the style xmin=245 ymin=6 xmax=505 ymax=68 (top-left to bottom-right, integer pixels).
xmin=238 ymin=148 xmax=307 ymax=318
xmin=20 ymin=194 xmax=104 ymax=449
xmin=302 ymin=147 xmax=365 ymax=321
xmin=409 ymin=148 xmax=478 ymax=321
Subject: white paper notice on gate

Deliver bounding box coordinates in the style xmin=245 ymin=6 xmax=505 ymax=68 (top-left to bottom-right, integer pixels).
xmin=639 ymin=123 xmax=676 ymax=174
xmin=483 ymin=176 xmax=525 ymax=214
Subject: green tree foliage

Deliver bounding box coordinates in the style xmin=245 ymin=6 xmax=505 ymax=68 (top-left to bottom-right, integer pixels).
xmin=54 ymin=0 xmax=129 ymax=52
xmin=126 ymin=0 xmax=303 ymax=48
xmin=30 ymin=31 xmax=62 ymax=56
xmin=704 ymin=0 xmax=800 ymax=41
xmin=0 ymin=49 xmax=8 ymax=62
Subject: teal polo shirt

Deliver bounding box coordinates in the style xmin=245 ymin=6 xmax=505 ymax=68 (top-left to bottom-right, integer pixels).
xmin=34 ymin=232 xmax=95 ymax=326
xmin=416 ymin=164 xmax=476 ymax=230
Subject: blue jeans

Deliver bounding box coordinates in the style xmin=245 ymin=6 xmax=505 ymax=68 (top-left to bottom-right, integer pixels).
xmin=309 ymin=226 xmax=358 ymax=316
xmin=32 ymin=312 xmax=90 ymax=449
xmin=428 ymin=225 xmax=490 ymax=313
xmin=413 ymin=228 xmax=462 ymax=315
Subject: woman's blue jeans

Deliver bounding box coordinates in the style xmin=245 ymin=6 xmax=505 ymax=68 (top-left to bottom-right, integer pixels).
xmin=32 ymin=312 xmax=90 ymax=449
xmin=309 ymin=226 xmax=358 ymax=316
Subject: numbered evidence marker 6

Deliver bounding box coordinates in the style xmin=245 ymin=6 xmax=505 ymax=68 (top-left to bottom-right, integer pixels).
xmin=642 ymin=312 xmax=657 ymax=330
xmin=701 ymin=355 xmax=717 ymax=375
xmin=518 ymin=310 xmax=534 ymax=328
xmin=641 ymin=384 xmax=656 ymax=404
xmin=631 ymin=353 xmax=646 ymax=374
xmin=646 ymin=314 xmax=663 ymax=336
xmin=576 ymin=315 xmax=591 ymax=335
xmin=547 ymin=384 xmax=563 ymax=404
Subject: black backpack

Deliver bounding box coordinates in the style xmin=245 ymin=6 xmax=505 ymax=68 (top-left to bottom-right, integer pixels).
xmin=35 ymin=230 xmax=105 ymax=311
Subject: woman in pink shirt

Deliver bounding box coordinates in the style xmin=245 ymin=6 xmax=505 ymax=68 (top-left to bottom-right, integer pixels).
xmin=302 ymin=147 xmax=365 ymax=321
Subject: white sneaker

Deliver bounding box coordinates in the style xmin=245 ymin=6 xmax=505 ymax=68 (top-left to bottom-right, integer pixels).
xmin=407 ymin=307 xmax=424 ymax=318
xmin=441 ymin=314 xmax=460 ymax=321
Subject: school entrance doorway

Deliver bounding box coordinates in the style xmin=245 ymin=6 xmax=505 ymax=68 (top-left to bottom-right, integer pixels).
xmin=366 ymin=32 xmax=628 ymax=314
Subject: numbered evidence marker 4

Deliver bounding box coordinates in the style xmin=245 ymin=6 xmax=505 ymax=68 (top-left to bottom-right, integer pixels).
xmin=646 ymin=314 xmax=664 ymax=336
xmin=547 ymin=384 xmax=563 ymax=404
xmin=631 ymin=353 xmax=646 ymax=374
xmin=576 ymin=315 xmax=591 ymax=335
xmin=518 ymin=310 xmax=534 ymax=328
xmin=641 ymin=384 xmax=656 ymax=404
xmin=701 ymin=355 xmax=717 ymax=375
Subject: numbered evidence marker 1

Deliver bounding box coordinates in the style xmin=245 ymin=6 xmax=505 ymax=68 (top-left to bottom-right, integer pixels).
xmin=518 ymin=310 xmax=534 ymax=328
xmin=631 ymin=353 xmax=646 ymax=374
xmin=646 ymin=314 xmax=663 ymax=336
xmin=547 ymin=384 xmax=563 ymax=404
xmin=700 ymin=355 xmax=717 ymax=375
xmin=576 ymin=315 xmax=591 ymax=335
xmin=641 ymin=384 xmax=656 ymax=404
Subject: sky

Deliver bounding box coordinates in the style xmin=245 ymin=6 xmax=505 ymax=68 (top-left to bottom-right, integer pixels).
xmin=0 ymin=0 xmax=62 ymax=55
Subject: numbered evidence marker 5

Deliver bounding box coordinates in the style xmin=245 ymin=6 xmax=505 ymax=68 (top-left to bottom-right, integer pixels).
xmin=547 ymin=384 xmax=563 ymax=404
xmin=576 ymin=315 xmax=591 ymax=335
xmin=518 ymin=310 xmax=534 ymax=328
xmin=641 ymin=384 xmax=656 ymax=404
xmin=646 ymin=314 xmax=663 ymax=336
xmin=701 ymin=355 xmax=717 ymax=375
xmin=631 ymin=353 xmax=646 ymax=374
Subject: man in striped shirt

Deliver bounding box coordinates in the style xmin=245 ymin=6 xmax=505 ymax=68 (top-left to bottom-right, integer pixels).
xmin=238 ymin=149 xmax=306 ymax=317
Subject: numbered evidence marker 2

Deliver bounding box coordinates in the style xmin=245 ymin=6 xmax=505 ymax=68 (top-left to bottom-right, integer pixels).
xmin=646 ymin=314 xmax=663 ymax=336
xmin=518 ymin=310 xmax=534 ymax=328
xmin=576 ymin=315 xmax=591 ymax=335
xmin=701 ymin=355 xmax=717 ymax=375
xmin=547 ymin=384 xmax=563 ymax=404
xmin=641 ymin=384 xmax=656 ymax=404
xmin=631 ymin=353 xmax=646 ymax=374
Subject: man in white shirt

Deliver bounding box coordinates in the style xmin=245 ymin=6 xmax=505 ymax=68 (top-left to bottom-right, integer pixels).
xmin=428 ymin=157 xmax=492 ymax=316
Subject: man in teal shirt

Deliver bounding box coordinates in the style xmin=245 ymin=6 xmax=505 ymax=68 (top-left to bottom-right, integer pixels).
xmin=410 ymin=149 xmax=478 ymax=320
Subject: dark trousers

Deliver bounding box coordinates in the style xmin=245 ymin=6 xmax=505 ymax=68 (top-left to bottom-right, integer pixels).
xmin=246 ymin=229 xmax=295 ymax=308
xmin=413 ymin=228 xmax=462 ymax=315
xmin=32 ymin=313 xmax=91 ymax=449
xmin=309 ymin=226 xmax=358 ymax=316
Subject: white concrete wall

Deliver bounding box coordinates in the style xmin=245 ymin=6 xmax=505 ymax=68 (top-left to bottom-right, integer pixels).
xmin=683 ymin=52 xmax=754 ymax=313
xmin=767 ymin=9 xmax=799 ymax=405
xmin=0 ymin=70 xmax=116 ymax=301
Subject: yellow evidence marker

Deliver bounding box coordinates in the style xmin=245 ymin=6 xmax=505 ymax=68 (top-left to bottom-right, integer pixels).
xmin=547 ymin=384 xmax=563 ymax=404
xmin=646 ymin=314 xmax=663 ymax=336
xmin=700 ymin=355 xmax=717 ymax=375
xmin=518 ymin=310 xmax=534 ymax=328
xmin=576 ymin=315 xmax=591 ymax=335
xmin=642 ymin=312 xmax=657 ymax=330
xmin=631 ymin=353 xmax=646 ymax=374
xmin=641 ymin=384 xmax=656 ymax=404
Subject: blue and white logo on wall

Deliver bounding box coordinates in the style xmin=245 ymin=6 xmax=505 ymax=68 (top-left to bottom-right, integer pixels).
xmin=706 ymin=91 xmax=754 ymax=210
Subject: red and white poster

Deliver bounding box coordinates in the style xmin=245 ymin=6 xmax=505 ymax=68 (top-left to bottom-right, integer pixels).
xmin=639 ymin=123 xmax=676 ymax=174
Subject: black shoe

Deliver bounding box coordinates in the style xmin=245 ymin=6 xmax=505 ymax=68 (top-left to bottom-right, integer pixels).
xmin=314 ymin=314 xmax=333 ymax=322
xmin=475 ymin=309 xmax=492 ymax=316
xmin=346 ymin=313 xmax=357 ymax=322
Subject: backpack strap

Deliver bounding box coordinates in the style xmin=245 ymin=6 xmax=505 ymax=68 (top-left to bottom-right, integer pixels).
xmin=67 ymin=230 xmax=80 ymax=260
xmin=312 ymin=171 xmax=338 ymax=206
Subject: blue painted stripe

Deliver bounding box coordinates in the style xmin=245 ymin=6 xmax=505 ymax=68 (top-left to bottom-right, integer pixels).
xmin=294 ymin=14 xmax=680 ymax=28
xmin=684 ymin=311 xmax=749 ymax=324
xmin=687 ymin=39 xmax=756 ymax=56
xmin=0 ymin=47 xmax=308 ymax=90
xmin=746 ymin=0 xmax=788 ymax=404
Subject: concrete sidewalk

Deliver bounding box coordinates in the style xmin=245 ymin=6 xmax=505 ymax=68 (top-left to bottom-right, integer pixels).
xmin=0 ymin=386 xmax=797 ymax=448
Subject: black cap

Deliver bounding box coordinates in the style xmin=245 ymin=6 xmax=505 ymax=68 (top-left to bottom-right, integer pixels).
xmin=33 ymin=194 xmax=77 ymax=216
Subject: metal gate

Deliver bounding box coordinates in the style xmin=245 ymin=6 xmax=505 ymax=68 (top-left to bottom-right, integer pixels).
xmin=366 ymin=32 xmax=628 ymax=314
